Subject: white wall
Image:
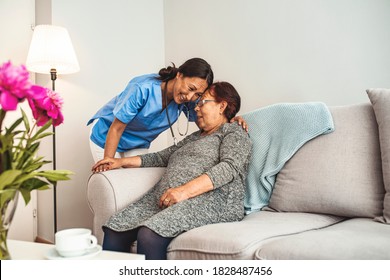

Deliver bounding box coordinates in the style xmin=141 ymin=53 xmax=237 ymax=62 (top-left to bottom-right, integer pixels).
xmin=33 ymin=0 xmax=165 ymax=241
xmin=164 ymin=0 xmax=390 ymax=114
xmin=0 ymin=0 xmax=38 ymax=242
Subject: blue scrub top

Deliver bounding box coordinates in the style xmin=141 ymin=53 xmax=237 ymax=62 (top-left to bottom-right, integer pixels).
xmin=88 ymin=74 xmax=197 ymax=152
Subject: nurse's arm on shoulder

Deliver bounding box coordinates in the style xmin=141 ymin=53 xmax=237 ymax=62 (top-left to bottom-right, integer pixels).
xmin=104 ymin=118 xmax=127 ymax=158
xmin=92 ymin=156 xmax=142 ymax=173
xmin=230 ymin=116 xmax=248 ymax=132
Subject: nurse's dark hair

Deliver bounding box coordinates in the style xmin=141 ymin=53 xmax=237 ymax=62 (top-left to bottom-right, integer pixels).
xmin=209 ymin=81 xmax=241 ymax=121
xmin=158 ymin=58 xmax=214 ymax=86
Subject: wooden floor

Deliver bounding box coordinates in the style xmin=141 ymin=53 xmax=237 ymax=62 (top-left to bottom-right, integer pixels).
xmin=35 ymin=236 xmax=53 ymax=244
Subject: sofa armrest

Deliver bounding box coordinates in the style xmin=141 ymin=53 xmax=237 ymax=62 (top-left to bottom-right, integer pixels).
xmin=87 ymin=167 xmax=165 ymax=244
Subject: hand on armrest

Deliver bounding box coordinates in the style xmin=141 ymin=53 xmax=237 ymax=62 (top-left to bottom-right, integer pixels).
xmin=91 ymin=156 xmax=142 ymax=173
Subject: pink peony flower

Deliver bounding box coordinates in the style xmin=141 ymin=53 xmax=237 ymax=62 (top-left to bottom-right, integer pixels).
xmin=28 ymin=85 xmax=64 ymax=127
xmin=0 ymin=61 xmax=33 ymax=111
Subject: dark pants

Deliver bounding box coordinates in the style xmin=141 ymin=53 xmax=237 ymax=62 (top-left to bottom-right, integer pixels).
xmin=102 ymin=226 xmax=173 ymax=260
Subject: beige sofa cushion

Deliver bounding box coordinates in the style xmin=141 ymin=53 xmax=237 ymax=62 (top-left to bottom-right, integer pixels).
xmin=255 ymin=218 xmax=390 ymax=260
xmin=367 ymin=88 xmax=390 ymax=224
xmin=268 ymin=103 xmax=385 ymax=218
xmin=167 ymin=211 xmax=343 ymax=260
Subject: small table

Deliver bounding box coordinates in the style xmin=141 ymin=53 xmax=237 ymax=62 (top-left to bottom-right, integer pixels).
xmin=7 ymin=239 xmax=145 ymax=260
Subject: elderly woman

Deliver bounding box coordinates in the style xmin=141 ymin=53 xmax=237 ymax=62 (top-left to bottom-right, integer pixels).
xmin=92 ymin=82 xmax=252 ymax=260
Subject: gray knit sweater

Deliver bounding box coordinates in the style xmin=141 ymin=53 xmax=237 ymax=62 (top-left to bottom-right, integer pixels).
xmin=104 ymin=122 xmax=252 ymax=237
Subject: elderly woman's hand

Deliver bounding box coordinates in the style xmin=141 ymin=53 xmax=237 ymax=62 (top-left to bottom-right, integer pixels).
xmin=159 ymin=187 xmax=189 ymax=208
xmin=230 ymin=115 xmax=248 ymax=132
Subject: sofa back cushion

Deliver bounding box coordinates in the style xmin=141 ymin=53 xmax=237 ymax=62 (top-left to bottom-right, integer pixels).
xmin=367 ymin=88 xmax=390 ymax=224
xmin=268 ymin=103 xmax=385 ymax=218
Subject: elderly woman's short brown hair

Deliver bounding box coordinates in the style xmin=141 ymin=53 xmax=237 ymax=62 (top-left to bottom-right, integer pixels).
xmin=208 ymin=82 xmax=241 ymax=121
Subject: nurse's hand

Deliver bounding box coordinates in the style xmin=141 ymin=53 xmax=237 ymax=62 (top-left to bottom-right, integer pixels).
xmin=92 ymin=157 xmax=122 ymax=173
xmin=230 ymin=116 xmax=248 ymax=132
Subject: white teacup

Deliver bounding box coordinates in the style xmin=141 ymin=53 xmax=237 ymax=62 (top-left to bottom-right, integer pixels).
xmin=55 ymin=228 xmax=97 ymax=257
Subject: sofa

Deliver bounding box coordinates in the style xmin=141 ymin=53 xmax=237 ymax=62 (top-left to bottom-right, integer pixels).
xmin=87 ymin=88 xmax=390 ymax=259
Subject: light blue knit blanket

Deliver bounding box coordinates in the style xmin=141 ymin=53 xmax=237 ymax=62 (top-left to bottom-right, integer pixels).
xmin=242 ymin=102 xmax=335 ymax=214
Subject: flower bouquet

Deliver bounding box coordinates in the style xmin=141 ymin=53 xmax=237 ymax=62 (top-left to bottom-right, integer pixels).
xmin=0 ymin=61 xmax=73 ymax=259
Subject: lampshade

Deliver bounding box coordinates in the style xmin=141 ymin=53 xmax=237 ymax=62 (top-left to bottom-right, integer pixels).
xmin=26 ymin=25 xmax=80 ymax=74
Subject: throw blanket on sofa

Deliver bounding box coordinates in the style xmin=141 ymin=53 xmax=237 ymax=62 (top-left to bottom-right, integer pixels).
xmin=242 ymin=102 xmax=335 ymax=214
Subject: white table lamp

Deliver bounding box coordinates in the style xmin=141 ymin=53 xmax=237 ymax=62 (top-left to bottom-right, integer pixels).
xmin=26 ymin=24 xmax=80 ymax=234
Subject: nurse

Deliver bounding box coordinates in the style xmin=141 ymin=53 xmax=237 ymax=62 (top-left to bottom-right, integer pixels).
xmin=88 ymin=58 xmax=214 ymax=163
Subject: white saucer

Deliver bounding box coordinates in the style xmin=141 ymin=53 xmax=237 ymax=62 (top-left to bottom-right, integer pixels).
xmin=44 ymin=245 xmax=102 ymax=260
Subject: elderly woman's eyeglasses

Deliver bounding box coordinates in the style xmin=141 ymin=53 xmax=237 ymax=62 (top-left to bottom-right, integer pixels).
xmin=195 ymin=99 xmax=218 ymax=108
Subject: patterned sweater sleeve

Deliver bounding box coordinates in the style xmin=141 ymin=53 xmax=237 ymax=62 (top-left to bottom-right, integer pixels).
xmin=205 ymin=124 xmax=252 ymax=189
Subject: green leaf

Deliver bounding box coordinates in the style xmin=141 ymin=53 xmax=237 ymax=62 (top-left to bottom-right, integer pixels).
xmin=30 ymin=120 xmax=52 ymax=142
xmin=19 ymin=185 xmax=49 ymax=205
xmin=0 ymin=189 xmax=18 ymax=209
xmin=0 ymin=132 xmax=16 ymax=152
xmin=0 ymin=149 xmax=13 ymax=171
xmin=31 ymin=131 xmax=53 ymax=141
xmin=38 ymin=185 xmax=50 ymax=191
xmin=21 ymin=108 xmax=30 ymax=132
xmin=23 ymin=161 xmax=45 ymax=173
xmin=21 ymin=177 xmax=49 ymax=191
xmin=16 ymin=142 xmax=40 ymax=169
xmin=19 ymin=188 xmax=31 ymax=205
xmin=11 ymin=172 xmax=37 ymax=186
xmin=37 ymin=170 xmax=74 ymax=181
xmin=5 ymin=117 xmax=23 ymax=133
xmin=0 ymin=169 xmax=22 ymax=189
xmin=19 ymin=178 xmax=51 ymax=204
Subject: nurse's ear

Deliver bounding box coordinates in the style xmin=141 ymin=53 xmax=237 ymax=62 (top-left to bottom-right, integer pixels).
xmin=176 ymin=72 xmax=183 ymax=79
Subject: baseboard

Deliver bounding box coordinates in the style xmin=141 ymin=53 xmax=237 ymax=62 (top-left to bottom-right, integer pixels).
xmin=35 ymin=236 xmax=53 ymax=244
